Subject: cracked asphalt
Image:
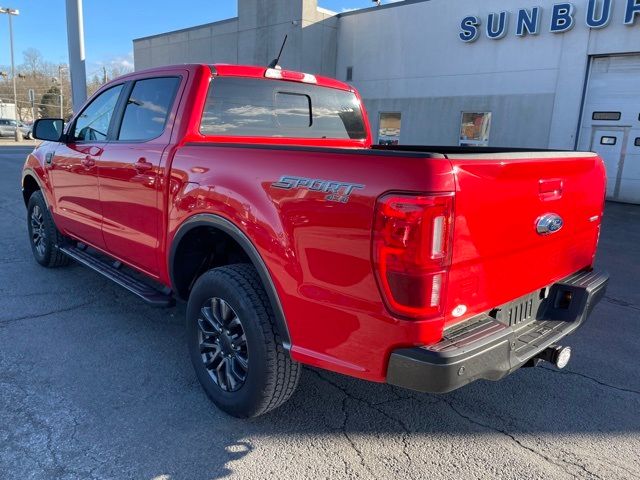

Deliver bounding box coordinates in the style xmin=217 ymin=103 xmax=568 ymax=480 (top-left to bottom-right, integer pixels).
xmin=1 ymin=145 xmax=639 ymax=480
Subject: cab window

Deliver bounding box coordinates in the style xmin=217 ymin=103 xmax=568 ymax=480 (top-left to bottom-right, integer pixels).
xmin=200 ymin=77 xmax=366 ymax=140
xmin=117 ymin=77 xmax=180 ymax=141
xmin=73 ymin=84 xmax=123 ymax=141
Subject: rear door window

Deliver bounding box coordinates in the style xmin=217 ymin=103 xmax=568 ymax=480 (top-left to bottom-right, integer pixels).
xmin=200 ymin=77 xmax=366 ymax=140
xmin=117 ymin=77 xmax=180 ymax=141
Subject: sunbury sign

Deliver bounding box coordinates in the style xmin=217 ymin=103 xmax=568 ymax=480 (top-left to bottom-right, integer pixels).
xmin=460 ymin=0 xmax=640 ymax=42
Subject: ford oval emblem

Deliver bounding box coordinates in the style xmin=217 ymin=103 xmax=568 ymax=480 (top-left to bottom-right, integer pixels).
xmin=536 ymin=213 xmax=564 ymax=235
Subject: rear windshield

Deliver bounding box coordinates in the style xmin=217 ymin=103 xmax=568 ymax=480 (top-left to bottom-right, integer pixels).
xmin=200 ymin=77 xmax=367 ymax=140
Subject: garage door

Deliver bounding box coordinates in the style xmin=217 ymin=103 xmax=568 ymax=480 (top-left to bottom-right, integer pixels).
xmin=578 ymin=54 xmax=640 ymax=204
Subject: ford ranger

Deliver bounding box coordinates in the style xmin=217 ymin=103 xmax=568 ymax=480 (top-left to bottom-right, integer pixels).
xmin=22 ymin=64 xmax=609 ymax=418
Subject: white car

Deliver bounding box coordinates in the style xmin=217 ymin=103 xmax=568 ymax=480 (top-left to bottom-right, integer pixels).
xmin=0 ymin=119 xmax=32 ymax=138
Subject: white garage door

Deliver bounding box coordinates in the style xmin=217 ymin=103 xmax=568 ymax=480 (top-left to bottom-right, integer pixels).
xmin=578 ymin=54 xmax=640 ymax=204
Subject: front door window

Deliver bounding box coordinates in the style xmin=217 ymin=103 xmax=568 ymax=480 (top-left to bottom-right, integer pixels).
xmin=73 ymin=85 xmax=123 ymax=141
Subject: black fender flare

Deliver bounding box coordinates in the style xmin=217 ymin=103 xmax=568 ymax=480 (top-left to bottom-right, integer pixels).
xmin=169 ymin=213 xmax=292 ymax=350
xmin=22 ymin=168 xmax=46 ymax=207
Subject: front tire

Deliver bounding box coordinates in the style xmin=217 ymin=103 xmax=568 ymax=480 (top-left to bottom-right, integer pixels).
xmin=26 ymin=191 xmax=70 ymax=268
xmin=187 ymin=264 xmax=300 ymax=418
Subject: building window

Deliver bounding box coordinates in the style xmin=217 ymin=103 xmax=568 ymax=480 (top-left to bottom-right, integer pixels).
xmin=592 ymin=111 xmax=621 ymax=121
xmin=600 ymin=136 xmax=617 ymax=146
xmin=635 ymin=138 xmax=640 ymax=147
xmin=460 ymin=112 xmax=492 ymax=147
xmin=346 ymin=66 xmax=353 ymax=82
xmin=378 ymin=112 xmax=401 ymax=145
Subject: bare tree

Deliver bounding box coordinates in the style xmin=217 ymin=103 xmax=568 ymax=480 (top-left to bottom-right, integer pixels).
xmin=20 ymin=48 xmax=45 ymax=78
xmin=0 ymin=48 xmax=130 ymax=122
xmin=85 ymin=61 xmax=133 ymax=98
xmin=0 ymin=49 xmax=73 ymax=122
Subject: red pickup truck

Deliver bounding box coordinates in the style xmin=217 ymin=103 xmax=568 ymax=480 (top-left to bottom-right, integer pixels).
xmin=22 ymin=64 xmax=608 ymax=418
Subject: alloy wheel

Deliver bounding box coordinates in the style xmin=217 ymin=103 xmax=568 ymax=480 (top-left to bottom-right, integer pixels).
xmin=30 ymin=205 xmax=46 ymax=257
xmin=198 ymin=297 xmax=249 ymax=392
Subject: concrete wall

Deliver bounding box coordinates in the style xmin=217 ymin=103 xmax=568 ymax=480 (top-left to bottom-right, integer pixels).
xmin=133 ymin=0 xmax=640 ymax=149
xmin=337 ymin=0 xmax=640 ymax=148
xmin=134 ymin=19 xmax=240 ymax=70
xmin=365 ymin=94 xmax=556 ymax=148
xmin=133 ymin=0 xmax=338 ymax=77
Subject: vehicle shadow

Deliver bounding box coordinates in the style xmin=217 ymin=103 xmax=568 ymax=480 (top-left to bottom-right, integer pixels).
xmin=3 ymin=261 xmax=638 ymax=480
xmin=134 ymin=296 xmax=639 ymax=480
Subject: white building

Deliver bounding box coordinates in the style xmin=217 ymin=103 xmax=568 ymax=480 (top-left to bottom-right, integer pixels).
xmin=133 ymin=0 xmax=640 ymax=203
xmin=0 ymin=101 xmax=16 ymax=120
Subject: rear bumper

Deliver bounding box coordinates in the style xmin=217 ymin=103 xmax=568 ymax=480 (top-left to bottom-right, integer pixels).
xmin=386 ymin=270 xmax=609 ymax=393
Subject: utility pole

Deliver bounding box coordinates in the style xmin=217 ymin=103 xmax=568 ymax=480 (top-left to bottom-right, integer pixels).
xmin=58 ymin=65 xmax=67 ymax=119
xmin=65 ymin=0 xmax=87 ymax=112
xmin=103 ymin=66 xmax=107 ymax=84
xmin=0 ymin=6 xmax=22 ymax=141
xmin=28 ymin=88 xmax=35 ymax=122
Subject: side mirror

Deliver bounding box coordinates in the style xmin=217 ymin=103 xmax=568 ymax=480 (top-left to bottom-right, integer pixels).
xmin=32 ymin=118 xmax=65 ymax=142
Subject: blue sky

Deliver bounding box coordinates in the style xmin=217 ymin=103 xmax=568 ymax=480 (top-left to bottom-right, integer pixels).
xmin=0 ymin=0 xmax=399 ymax=75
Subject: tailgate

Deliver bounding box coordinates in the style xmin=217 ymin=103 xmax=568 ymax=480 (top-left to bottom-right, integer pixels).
xmin=444 ymin=151 xmax=606 ymax=326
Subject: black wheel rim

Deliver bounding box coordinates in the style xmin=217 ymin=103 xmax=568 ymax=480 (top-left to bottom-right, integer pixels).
xmin=30 ymin=205 xmax=46 ymax=257
xmin=198 ymin=297 xmax=248 ymax=392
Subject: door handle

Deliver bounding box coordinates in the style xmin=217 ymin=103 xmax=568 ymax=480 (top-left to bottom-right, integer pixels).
xmin=539 ymin=178 xmax=563 ymax=201
xmin=81 ymin=156 xmax=96 ymax=168
xmin=134 ymin=157 xmax=153 ymax=173
xmin=87 ymin=146 xmax=103 ymax=156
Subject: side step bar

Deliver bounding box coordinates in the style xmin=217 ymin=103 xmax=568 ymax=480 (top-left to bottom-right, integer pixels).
xmin=60 ymin=246 xmax=174 ymax=307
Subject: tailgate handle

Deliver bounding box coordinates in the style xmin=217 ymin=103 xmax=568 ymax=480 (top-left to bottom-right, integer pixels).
xmin=539 ymin=179 xmax=563 ymax=201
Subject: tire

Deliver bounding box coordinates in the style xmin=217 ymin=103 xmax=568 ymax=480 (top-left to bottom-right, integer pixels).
xmin=187 ymin=264 xmax=300 ymax=418
xmin=26 ymin=191 xmax=71 ymax=268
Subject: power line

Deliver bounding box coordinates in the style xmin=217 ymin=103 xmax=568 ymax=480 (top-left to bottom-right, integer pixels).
xmin=0 ymin=96 xmax=63 ymax=108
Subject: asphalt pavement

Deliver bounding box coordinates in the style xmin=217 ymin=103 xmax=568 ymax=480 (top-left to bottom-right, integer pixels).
xmin=1 ymin=145 xmax=639 ymax=480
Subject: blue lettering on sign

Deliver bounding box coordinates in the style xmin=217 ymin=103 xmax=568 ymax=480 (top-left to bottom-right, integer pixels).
xmin=550 ymin=3 xmax=576 ymax=32
xmin=516 ymin=7 xmax=542 ymax=35
xmin=587 ymin=0 xmax=612 ymax=28
xmin=625 ymin=0 xmax=640 ymax=24
xmin=460 ymin=1 xmax=639 ymax=42
xmin=487 ymin=12 xmax=509 ymax=39
xmin=460 ymin=16 xmax=481 ymax=42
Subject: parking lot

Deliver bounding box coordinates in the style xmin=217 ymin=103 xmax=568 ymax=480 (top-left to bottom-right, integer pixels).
xmin=1 ymin=144 xmax=639 ymax=480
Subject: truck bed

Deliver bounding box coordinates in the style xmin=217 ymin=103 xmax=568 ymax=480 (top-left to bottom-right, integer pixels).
xmin=371 ymin=144 xmax=568 ymax=155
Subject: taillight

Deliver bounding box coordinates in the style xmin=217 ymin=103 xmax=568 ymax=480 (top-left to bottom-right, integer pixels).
xmin=373 ymin=193 xmax=454 ymax=319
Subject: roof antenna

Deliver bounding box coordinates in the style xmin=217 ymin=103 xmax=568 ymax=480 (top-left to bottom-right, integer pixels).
xmin=268 ymin=35 xmax=288 ymax=69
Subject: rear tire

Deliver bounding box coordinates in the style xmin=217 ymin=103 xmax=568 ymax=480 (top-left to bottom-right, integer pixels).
xmin=187 ymin=264 xmax=300 ymax=418
xmin=26 ymin=191 xmax=71 ymax=268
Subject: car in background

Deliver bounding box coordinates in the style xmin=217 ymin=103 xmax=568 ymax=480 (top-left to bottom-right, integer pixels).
xmin=0 ymin=119 xmax=32 ymax=139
